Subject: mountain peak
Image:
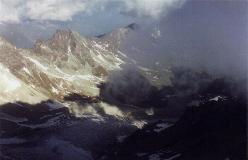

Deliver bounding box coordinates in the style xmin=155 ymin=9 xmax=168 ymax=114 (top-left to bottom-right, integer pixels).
xmin=125 ymin=23 xmax=139 ymax=30
xmin=52 ymin=29 xmax=74 ymax=41
xmin=35 ymin=29 xmax=81 ymax=53
xmin=95 ymin=23 xmax=138 ymax=39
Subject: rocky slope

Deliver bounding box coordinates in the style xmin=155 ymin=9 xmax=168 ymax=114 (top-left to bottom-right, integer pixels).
xmin=0 ymin=23 xmax=172 ymax=105
xmin=1 ymin=24 xmax=245 ymax=160
xmin=101 ymin=82 xmax=247 ymax=160
xmin=0 ymin=25 xmax=171 ymax=160
xmin=0 ymin=26 xmax=135 ymax=105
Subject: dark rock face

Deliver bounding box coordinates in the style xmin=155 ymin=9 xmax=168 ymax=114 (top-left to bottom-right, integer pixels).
xmin=64 ymin=93 xmax=100 ymax=104
xmin=0 ymin=101 xmax=71 ymax=138
xmin=99 ymin=73 xmax=247 ymax=160
xmin=0 ymin=100 xmax=137 ymax=160
xmin=102 ymin=96 xmax=247 ymax=160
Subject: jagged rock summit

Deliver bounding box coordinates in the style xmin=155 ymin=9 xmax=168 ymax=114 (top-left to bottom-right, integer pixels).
xmin=0 ymin=27 xmax=131 ymax=104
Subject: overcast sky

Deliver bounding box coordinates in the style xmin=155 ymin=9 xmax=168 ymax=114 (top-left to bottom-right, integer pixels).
xmin=0 ymin=0 xmax=185 ymax=35
xmin=0 ymin=0 xmax=185 ymax=22
xmin=0 ymin=0 xmax=247 ymax=77
xmin=0 ymin=0 xmax=186 ymax=47
xmin=120 ymin=0 xmax=248 ymax=77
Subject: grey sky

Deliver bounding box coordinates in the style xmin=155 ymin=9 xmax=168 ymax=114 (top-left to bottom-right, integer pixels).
xmin=121 ymin=0 xmax=248 ymax=77
xmin=0 ymin=0 xmax=185 ymax=48
xmin=0 ymin=0 xmax=247 ymax=77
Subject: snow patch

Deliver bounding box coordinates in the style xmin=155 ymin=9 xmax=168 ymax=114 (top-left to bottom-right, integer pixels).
xmin=145 ymin=108 xmax=154 ymax=116
xmin=22 ymin=67 xmax=31 ymax=75
xmin=93 ymin=42 xmax=108 ymax=51
xmin=118 ymin=51 xmax=128 ymax=58
xmin=67 ymin=45 xmax=72 ymax=55
xmin=132 ymin=120 xmax=147 ymax=129
xmin=154 ymin=123 xmax=173 ymax=133
xmin=51 ymin=86 xmax=59 ymax=94
xmin=164 ymin=154 xmax=181 ymax=160
xmin=25 ymin=56 xmax=49 ymax=71
xmin=153 ymin=75 xmax=159 ymax=80
xmin=209 ymin=96 xmax=226 ymax=102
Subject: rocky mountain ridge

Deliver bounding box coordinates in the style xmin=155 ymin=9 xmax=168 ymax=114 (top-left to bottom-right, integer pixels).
xmin=0 ymin=25 xmax=135 ymax=105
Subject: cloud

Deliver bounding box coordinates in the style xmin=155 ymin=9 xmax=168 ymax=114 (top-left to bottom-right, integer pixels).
xmin=123 ymin=0 xmax=186 ymax=19
xmin=25 ymin=0 xmax=86 ymax=21
xmin=0 ymin=0 xmax=186 ymax=23
xmin=0 ymin=0 xmax=21 ymax=23
xmin=0 ymin=0 xmax=89 ymax=23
